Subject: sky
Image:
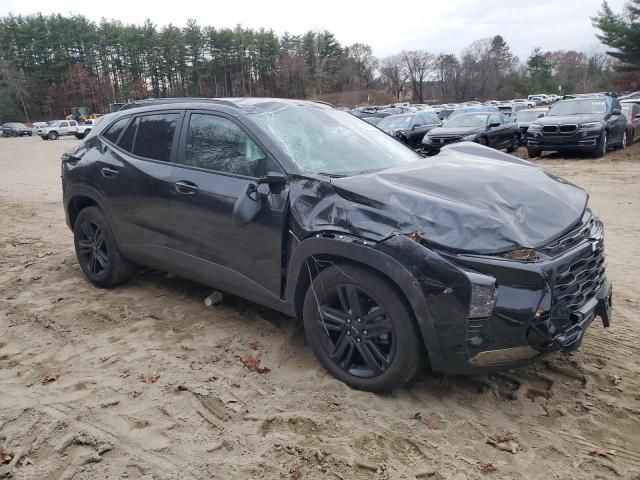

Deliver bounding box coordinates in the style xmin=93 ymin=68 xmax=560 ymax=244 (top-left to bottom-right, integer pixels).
xmin=0 ymin=0 xmax=628 ymax=60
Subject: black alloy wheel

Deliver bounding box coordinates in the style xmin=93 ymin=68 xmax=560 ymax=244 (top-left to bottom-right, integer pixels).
xmin=506 ymin=134 xmax=519 ymax=153
xmin=476 ymin=136 xmax=488 ymax=146
xmin=77 ymin=220 xmax=109 ymax=278
xmin=317 ymin=284 xmax=395 ymax=378
xmin=303 ymin=265 xmax=423 ymax=392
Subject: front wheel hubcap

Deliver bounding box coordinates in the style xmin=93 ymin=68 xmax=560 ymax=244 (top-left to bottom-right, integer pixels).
xmin=317 ymin=285 xmax=395 ymax=378
xmin=78 ymin=221 xmax=108 ymax=276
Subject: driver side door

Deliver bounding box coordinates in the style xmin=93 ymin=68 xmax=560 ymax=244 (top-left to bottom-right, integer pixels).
xmin=168 ymin=111 xmax=289 ymax=300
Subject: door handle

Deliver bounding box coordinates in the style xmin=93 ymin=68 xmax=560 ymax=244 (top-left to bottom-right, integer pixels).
xmin=101 ymin=167 xmax=119 ymax=178
xmin=174 ymin=180 xmax=199 ymax=194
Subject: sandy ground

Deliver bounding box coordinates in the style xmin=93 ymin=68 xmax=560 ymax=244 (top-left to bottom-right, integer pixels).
xmin=1 ymin=135 xmax=639 ymax=480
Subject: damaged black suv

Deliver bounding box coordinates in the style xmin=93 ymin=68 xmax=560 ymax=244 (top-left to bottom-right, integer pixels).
xmin=62 ymin=98 xmax=613 ymax=392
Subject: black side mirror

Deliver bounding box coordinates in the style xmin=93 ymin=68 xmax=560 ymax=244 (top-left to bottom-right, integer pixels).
xmin=259 ymin=171 xmax=287 ymax=186
xmin=611 ymin=108 xmax=622 ymax=116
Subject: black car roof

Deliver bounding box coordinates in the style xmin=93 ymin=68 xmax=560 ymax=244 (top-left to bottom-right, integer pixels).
xmin=118 ymin=97 xmax=334 ymax=114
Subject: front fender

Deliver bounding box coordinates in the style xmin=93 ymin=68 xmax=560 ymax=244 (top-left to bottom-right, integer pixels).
xmin=285 ymin=234 xmax=453 ymax=358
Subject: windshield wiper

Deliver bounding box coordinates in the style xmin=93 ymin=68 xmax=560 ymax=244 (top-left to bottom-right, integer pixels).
xmin=316 ymin=172 xmax=347 ymax=178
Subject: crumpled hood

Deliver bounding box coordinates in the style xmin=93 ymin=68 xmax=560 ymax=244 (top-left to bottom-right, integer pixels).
xmin=321 ymin=143 xmax=588 ymax=254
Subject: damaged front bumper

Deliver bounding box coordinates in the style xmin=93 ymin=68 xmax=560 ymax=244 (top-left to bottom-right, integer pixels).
xmin=376 ymin=210 xmax=612 ymax=375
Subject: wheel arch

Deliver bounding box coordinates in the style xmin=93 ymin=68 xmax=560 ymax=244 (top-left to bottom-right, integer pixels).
xmin=285 ymin=235 xmax=440 ymax=358
xmin=64 ymin=185 xmax=120 ymax=242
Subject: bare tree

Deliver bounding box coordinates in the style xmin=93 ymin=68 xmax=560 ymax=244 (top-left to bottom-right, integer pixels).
xmin=348 ymin=43 xmax=378 ymax=88
xmin=401 ymin=50 xmax=433 ymax=103
xmin=380 ymin=54 xmax=405 ymax=100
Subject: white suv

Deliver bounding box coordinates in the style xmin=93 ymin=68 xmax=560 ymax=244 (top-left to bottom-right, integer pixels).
xmin=37 ymin=120 xmax=78 ymax=140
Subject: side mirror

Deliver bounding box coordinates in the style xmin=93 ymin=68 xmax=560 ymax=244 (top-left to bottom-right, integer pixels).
xmin=611 ymin=108 xmax=622 ymax=116
xmin=259 ymin=171 xmax=287 ymax=186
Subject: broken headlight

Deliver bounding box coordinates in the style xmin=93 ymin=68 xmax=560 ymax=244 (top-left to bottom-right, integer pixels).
xmin=465 ymin=270 xmax=498 ymax=319
xmin=528 ymin=123 xmax=542 ymax=131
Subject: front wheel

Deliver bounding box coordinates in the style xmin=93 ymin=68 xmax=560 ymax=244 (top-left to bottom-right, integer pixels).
xmin=73 ymin=206 xmax=137 ymax=288
xmin=48 ymin=131 xmax=59 ymax=140
xmin=303 ymin=265 xmax=423 ymax=392
xmin=619 ymin=131 xmax=628 ymax=150
xmin=594 ymin=131 xmax=607 ymax=158
xmin=475 ymin=136 xmax=488 ymax=146
xmin=506 ymin=134 xmax=520 ymax=153
xmin=527 ymin=147 xmax=540 ymax=158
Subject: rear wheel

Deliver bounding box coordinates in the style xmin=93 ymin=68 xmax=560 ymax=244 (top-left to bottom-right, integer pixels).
xmin=303 ymin=265 xmax=423 ymax=392
xmin=73 ymin=206 xmax=136 ymax=288
xmin=619 ymin=131 xmax=628 ymax=150
xmin=48 ymin=131 xmax=59 ymax=140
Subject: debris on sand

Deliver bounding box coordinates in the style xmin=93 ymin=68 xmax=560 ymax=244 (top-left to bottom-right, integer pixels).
xmin=42 ymin=369 xmax=60 ymax=384
xmin=486 ymin=433 xmax=519 ymax=454
xmin=138 ymin=371 xmax=160 ymax=384
xmin=237 ymin=355 xmax=270 ymax=374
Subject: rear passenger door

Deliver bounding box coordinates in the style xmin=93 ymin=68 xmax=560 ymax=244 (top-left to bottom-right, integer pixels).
xmin=94 ymin=111 xmax=182 ymax=260
xmin=58 ymin=121 xmax=70 ymax=136
xmin=168 ymin=110 xmax=288 ymax=300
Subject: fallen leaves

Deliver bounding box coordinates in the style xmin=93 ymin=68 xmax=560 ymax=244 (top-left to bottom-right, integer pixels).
xmin=249 ymin=340 xmax=262 ymax=351
xmin=138 ymin=371 xmax=160 ymax=384
xmin=130 ymin=390 xmax=142 ymax=399
xmin=0 ymin=448 xmax=11 ymax=464
xmin=42 ymin=369 xmax=60 ymax=384
xmin=486 ymin=433 xmax=519 ymax=454
xmin=237 ymin=355 xmax=270 ymax=374
xmin=479 ymin=463 xmax=496 ymax=474
xmin=412 ymin=412 xmax=443 ymax=430
xmin=589 ymin=449 xmax=616 ymax=459
xmin=290 ymin=464 xmax=303 ymax=480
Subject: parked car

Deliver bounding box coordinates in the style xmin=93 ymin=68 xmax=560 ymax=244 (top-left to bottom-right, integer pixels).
xmin=516 ymin=108 xmax=548 ymax=144
xmin=526 ymin=95 xmax=628 ymax=158
xmin=1 ymin=122 xmax=32 ymax=137
xmin=621 ymin=101 xmax=640 ymax=144
xmin=619 ymin=91 xmax=640 ymax=101
xmin=422 ymin=112 xmax=520 ymax=154
xmin=75 ymin=119 xmax=97 ymax=139
xmin=513 ymin=99 xmax=536 ymax=108
xmin=61 ymin=98 xmax=612 ymax=392
xmin=377 ymin=112 xmax=442 ymax=148
xmin=37 ymin=120 xmax=79 ymax=140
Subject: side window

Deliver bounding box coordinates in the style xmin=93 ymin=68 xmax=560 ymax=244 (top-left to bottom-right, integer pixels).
xmin=184 ymin=113 xmax=267 ymax=177
xmin=69 ymin=121 xmax=77 ymax=127
xmin=118 ymin=117 xmax=138 ymax=152
xmin=489 ymin=114 xmax=502 ymax=125
xmin=133 ymin=113 xmax=179 ymax=162
xmin=102 ymin=117 xmax=130 ymax=144
xmin=60 ymin=121 xmax=69 ymax=128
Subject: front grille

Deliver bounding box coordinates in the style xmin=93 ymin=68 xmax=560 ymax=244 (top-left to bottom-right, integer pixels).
xmin=431 ymin=136 xmax=461 ymax=145
xmin=551 ymin=243 xmax=605 ymax=322
xmin=538 ymin=213 xmax=600 ymax=257
xmin=542 ymin=125 xmax=558 ymax=133
xmin=559 ymin=124 xmax=578 ymax=134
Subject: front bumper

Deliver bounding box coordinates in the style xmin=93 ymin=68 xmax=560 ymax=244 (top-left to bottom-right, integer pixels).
xmin=379 ymin=212 xmax=611 ymax=375
xmin=527 ymin=128 xmax=603 ymax=152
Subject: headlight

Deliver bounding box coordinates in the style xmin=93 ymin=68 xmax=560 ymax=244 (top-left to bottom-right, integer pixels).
xmin=461 ymin=134 xmax=477 ymax=141
xmin=528 ymin=123 xmax=542 ymax=131
xmin=579 ymin=122 xmax=601 ymax=130
xmin=465 ymin=270 xmax=498 ymax=319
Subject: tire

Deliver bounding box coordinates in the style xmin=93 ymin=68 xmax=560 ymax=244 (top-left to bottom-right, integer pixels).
xmin=475 ymin=136 xmax=488 ymax=146
xmin=527 ymin=147 xmax=540 ymax=158
xmin=506 ymin=134 xmax=519 ymax=153
xmin=619 ymin=131 xmax=628 ymax=150
xmin=48 ymin=131 xmax=59 ymax=140
xmin=28 ymin=132 xmax=32 ymax=136
xmin=73 ymin=206 xmax=137 ymax=288
xmin=303 ymin=264 xmax=423 ymax=393
xmin=593 ymin=131 xmax=607 ymax=158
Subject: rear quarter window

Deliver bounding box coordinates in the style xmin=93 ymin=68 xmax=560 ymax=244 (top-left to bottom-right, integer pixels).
xmin=133 ymin=113 xmax=179 ymax=162
xmin=102 ymin=117 xmax=130 ymax=144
